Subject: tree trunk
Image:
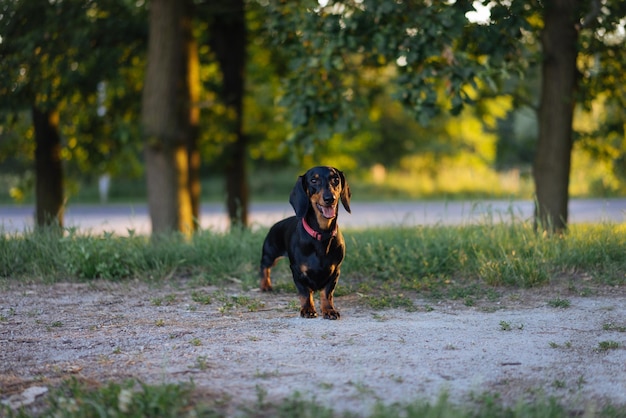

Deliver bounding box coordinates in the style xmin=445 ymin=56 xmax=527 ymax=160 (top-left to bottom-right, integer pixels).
xmin=184 ymin=10 xmax=201 ymax=230
xmin=534 ymin=0 xmax=579 ymax=233
xmin=32 ymin=106 xmax=64 ymax=229
xmin=210 ymin=0 xmax=248 ymax=228
xmin=142 ymin=0 xmax=194 ymax=235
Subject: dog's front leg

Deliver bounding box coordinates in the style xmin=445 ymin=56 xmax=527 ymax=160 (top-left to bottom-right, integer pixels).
xmin=291 ymin=267 xmax=317 ymax=318
xmin=298 ymin=291 xmax=317 ymax=318
xmin=259 ymin=267 xmax=272 ymax=291
xmin=320 ymin=275 xmax=340 ymax=320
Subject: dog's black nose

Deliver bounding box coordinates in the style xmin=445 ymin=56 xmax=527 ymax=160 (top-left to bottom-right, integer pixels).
xmin=323 ymin=195 xmax=336 ymax=205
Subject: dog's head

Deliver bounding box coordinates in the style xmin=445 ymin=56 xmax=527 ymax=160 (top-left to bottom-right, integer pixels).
xmin=289 ymin=166 xmax=351 ymax=227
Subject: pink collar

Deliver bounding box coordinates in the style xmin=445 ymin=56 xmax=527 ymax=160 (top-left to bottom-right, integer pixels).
xmin=302 ymin=217 xmax=337 ymax=241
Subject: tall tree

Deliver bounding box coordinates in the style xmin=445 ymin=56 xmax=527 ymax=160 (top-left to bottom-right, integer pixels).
xmin=142 ymin=0 xmax=195 ymax=235
xmin=209 ymin=0 xmax=248 ymax=227
xmin=32 ymin=106 xmax=64 ymax=227
xmin=534 ymin=0 xmax=579 ymax=231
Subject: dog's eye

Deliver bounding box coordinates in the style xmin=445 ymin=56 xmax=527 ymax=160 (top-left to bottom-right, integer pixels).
xmin=310 ymin=178 xmax=318 ymax=184
xmin=330 ymin=176 xmax=340 ymax=185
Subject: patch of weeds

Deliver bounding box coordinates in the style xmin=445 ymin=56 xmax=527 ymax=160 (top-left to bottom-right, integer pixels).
xmin=549 ymin=341 xmax=573 ymax=349
xmin=193 ymin=356 xmax=209 ymax=371
xmin=112 ymin=347 xmax=122 ymax=354
xmin=444 ymin=283 xmax=482 ymax=301
xmin=547 ymin=297 xmax=571 ymax=308
xmin=485 ymin=288 xmax=501 ymax=301
xmin=348 ymin=380 xmax=376 ymax=397
xmin=272 ymin=392 xmax=336 ymax=418
xmin=372 ymin=313 xmax=389 ymax=321
xmin=151 ymin=297 xmax=163 ymax=307
xmin=389 ymin=374 xmax=404 ymax=383
xmin=268 ymin=281 xmax=297 ymax=294
xmin=246 ymin=298 xmax=265 ymax=312
xmin=191 ymin=290 xmax=212 ymax=305
xmin=218 ymin=303 xmax=235 ymax=314
xmin=62 ymin=233 xmax=145 ymax=279
xmin=0 ymin=307 xmax=16 ymax=322
xmin=552 ymin=379 xmax=566 ymax=389
xmin=189 ymin=338 xmax=202 ymax=346
xmin=214 ymin=293 xmax=263 ymax=314
xmin=254 ymin=384 xmax=268 ymax=408
xmin=477 ymin=250 xmax=549 ymax=288
xmin=255 ymin=369 xmax=279 ymax=379
xmin=41 ymin=378 xmax=198 ymax=417
xmin=155 ymin=319 xmax=165 ymax=327
xmin=46 ymin=321 xmax=63 ymax=331
xmin=365 ymin=293 xmax=415 ymax=311
xmin=603 ymin=323 xmax=626 ymax=332
xmin=597 ymin=340 xmax=619 ymax=351
xmin=286 ymin=300 xmax=300 ymax=312
xmin=498 ymin=321 xmax=522 ymax=331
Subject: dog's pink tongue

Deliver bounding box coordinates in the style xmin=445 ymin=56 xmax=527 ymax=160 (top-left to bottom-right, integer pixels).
xmin=321 ymin=205 xmax=336 ymax=219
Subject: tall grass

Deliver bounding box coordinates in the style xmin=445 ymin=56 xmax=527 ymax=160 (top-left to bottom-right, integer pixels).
xmin=1 ymin=222 xmax=624 ymax=292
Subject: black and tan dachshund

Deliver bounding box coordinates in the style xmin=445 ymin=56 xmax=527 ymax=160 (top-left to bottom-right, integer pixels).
xmin=260 ymin=166 xmax=351 ymax=319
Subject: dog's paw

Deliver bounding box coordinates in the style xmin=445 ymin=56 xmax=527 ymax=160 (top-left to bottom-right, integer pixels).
xmin=300 ymin=308 xmax=318 ymax=318
xmin=322 ymin=309 xmax=340 ymax=320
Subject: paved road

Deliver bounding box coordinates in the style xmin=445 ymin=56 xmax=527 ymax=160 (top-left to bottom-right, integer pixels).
xmin=1 ymin=198 xmax=625 ymax=235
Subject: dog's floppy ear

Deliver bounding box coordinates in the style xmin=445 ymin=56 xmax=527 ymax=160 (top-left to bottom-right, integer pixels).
xmin=338 ymin=170 xmax=351 ymax=214
xmin=289 ymin=175 xmax=309 ymax=218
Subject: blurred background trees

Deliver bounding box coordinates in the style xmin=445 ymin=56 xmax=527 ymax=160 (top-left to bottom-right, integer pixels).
xmin=1 ymin=0 xmax=625 ymax=234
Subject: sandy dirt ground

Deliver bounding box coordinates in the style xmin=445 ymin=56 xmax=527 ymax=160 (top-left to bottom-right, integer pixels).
xmin=1 ymin=281 xmax=625 ymax=416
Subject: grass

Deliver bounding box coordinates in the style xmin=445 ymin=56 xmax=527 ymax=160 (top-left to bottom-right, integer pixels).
xmin=3 ymin=378 xmax=626 ymax=418
xmin=547 ymin=297 xmax=571 ymax=308
xmin=1 ymin=222 xmax=625 ymax=295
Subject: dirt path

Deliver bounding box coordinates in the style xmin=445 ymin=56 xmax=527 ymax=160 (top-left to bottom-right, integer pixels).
xmin=1 ymin=281 xmax=625 ymax=415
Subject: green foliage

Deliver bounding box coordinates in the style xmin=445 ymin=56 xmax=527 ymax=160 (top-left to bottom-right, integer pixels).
xmin=264 ymin=0 xmax=626 ymax=191
xmin=0 ymin=0 xmax=147 ymax=198
xmin=264 ymin=0 xmax=527 ymax=150
xmin=0 ymin=0 xmax=147 ymax=110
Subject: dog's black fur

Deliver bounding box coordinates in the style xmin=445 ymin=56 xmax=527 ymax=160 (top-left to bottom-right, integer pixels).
xmin=259 ymin=166 xmax=351 ymax=319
